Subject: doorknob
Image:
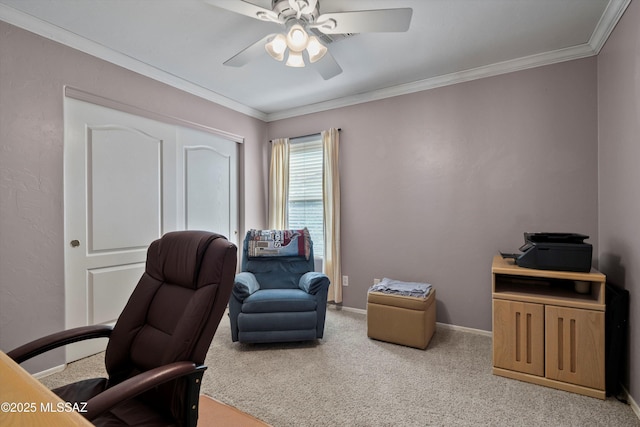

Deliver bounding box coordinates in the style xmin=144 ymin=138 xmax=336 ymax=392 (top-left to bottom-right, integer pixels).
xmin=70 ymin=239 xmax=80 ymax=248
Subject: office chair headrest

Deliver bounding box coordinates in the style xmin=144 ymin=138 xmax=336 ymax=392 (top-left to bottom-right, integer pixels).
xmin=148 ymin=230 xmax=224 ymax=289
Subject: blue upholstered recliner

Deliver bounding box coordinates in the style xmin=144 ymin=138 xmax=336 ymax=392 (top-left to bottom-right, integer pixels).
xmin=229 ymin=229 xmax=330 ymax=343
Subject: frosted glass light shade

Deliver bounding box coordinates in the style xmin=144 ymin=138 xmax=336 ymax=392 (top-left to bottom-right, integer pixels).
xmin=265 ymin=34 xmax=287 ymax=61
xmin=286 ymin=24 xmax=309 ymax=52
xmin=306 ymin=36 xmax=327 ymax=63
xmin=286 ymin=51 xmax=305 ymax=67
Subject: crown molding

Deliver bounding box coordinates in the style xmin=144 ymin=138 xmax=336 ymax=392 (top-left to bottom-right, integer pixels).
xmin=265 ymin=43 xmax=597 ymax=121
xmin=0 ymin=4 xmax=269 ymax=122
xmin=589 ymin=0 xmax=631 ymax=54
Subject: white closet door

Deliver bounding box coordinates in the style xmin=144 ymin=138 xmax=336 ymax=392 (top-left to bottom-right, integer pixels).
xmin=64 ymin=97 xmax=238 ymax=362
xmin=177 ymin=126 xmax=238 ymax=244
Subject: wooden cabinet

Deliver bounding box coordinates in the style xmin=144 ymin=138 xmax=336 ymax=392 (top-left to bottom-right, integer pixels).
xmin=491 ymin=255 xmax=606 ymax=399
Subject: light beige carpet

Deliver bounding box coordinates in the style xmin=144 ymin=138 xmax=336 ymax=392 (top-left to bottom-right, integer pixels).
xmin=40 ymin=307 xmax=639 ymax=426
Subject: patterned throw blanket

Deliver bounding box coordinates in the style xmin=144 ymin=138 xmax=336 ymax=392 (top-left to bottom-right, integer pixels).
xmin=247 ymin=228 xmax=311 ymax=260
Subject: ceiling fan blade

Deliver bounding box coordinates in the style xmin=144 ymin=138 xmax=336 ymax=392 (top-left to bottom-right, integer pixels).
xmin=312 ymin=51 xmax=343 ymax=80
xmin=313 ymin=8 xmax=413 ymax=34
xmin=224 ymin=34 xmax=274 ymax=67
xmin=204 ymin=0 xmax=281 ymax=23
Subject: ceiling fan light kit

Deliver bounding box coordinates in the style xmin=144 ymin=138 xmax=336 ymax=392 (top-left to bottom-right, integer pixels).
xmin=265 ymin=22 xmax=328 ymax=67
xmin=206 ymin=0 xmax=413 ymax=79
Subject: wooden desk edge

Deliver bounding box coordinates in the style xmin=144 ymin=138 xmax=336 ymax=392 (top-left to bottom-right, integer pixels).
xmin=0 ymin=351 xmax=93 ymax=426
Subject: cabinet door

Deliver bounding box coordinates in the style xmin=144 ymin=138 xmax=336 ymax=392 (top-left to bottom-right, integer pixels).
xmin=545 ymin=306 xmax=605 ymax=390
xmin=493 ymin=300 xmax=544 ymax=376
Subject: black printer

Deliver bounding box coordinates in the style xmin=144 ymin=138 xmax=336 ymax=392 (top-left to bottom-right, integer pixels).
xmin=501 ymin=232 xmax=592 ymax=272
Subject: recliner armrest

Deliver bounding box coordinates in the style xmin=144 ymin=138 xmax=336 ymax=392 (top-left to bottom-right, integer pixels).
xmin=232 ymin=272 xmax=260 ymax=301
xmin=299 ymin=272 xmax=330 ymax=295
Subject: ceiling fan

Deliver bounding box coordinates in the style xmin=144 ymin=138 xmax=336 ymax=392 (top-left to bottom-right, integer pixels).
xmin=204 ymin=0 xmax=413 ymax=80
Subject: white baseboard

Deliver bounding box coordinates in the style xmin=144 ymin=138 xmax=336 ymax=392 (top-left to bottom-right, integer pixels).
xmin=33 ymin=363 xmax=66 ymax=379
xmin=330 ymin=304 xmax=365 ymax=315
xmin=329 ymin=304 xmax=492 ymax=336
xmin=436 ymin=322 xmax=492 ymax=337
xmin=622 ymin=385 xmax=640 ymax=420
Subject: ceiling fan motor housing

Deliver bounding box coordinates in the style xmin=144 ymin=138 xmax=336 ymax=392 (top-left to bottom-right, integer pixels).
xmin=272 ymin=0 xmax=319 ymax=25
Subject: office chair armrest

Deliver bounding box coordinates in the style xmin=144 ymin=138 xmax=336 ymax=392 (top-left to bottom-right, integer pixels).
xmin=84 ymin=361 xmax=205 ymax=421
xmin=299 ymin=272 xmax=330 ymax=295
xmin=7 ymin=324 xmax=114 ymax=364
xmin=232 ymin=272 xmax=260 ymax=301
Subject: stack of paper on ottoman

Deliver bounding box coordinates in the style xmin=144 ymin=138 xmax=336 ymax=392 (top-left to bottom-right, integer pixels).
xmin=367 ymin=278 xmax=436 ymax=350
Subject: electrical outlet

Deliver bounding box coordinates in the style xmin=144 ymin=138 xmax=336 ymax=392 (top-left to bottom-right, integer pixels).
xmin=373 ymin=278 xmax=380 ymax=284
xmin=342 ymin=275 xmax=349 ymax=286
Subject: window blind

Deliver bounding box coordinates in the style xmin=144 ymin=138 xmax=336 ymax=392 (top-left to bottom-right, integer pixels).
xmin=288 ymin=137 xmax=324 ymax=257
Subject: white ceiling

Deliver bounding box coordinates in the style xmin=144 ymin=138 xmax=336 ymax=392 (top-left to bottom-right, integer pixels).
xmin=0 ymin=0 xmax=630 ymax=121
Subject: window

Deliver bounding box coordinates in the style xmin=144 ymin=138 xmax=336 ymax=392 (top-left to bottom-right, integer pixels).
xmin=288 ymin=135 xmax=324 ymax=257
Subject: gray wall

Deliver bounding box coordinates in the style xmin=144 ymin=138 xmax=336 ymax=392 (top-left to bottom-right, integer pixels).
xmin=597 ymin=0 xmax=640 ymax=405
xmin=268 ymin=57 xmax=599 ymax=331
xmin=0 ymin=21 xmax=267 ymax=373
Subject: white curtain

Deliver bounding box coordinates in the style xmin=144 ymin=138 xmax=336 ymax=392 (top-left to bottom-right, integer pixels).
xmin=322 ymin=128 xmax=342 ymax=303
xmin=268 ymin=138 xmax=289 ymax=229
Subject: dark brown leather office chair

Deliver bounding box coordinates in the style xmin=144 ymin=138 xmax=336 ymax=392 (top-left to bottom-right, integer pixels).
xmin=8 ymin=230 xmax=237 ymax=426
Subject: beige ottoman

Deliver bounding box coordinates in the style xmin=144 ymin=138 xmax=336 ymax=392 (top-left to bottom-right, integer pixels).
xmin=367 ymin=288 xmax=436 ymax=350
